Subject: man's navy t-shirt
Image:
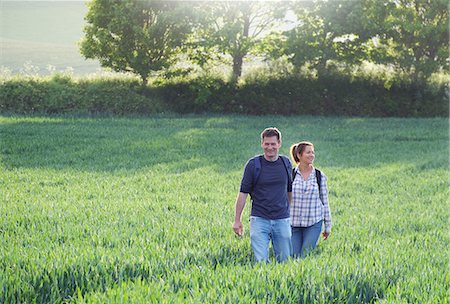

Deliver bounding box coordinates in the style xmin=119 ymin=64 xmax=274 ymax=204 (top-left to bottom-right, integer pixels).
xmin=240 ymin=156 xmax=291 ymax=220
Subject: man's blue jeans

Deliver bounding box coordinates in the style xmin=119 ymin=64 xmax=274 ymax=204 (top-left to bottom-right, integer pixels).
xmin=291 ymin=220 xmax=323 ymax=258
xmin=249 ymin=216 xmax=292 ymax=263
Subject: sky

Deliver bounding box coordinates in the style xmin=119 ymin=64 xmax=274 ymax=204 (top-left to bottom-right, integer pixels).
xmin=0 ymin=1 xmax=101 ymax=74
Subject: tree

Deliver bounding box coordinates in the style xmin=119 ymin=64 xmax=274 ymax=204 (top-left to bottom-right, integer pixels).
xmin=188 ymin=1 xmax=289 ymax=82
xmin=283 ymin=0 xmax=449 ymax=81
xmin=283 ymin=1 xmax=367 ymax=76
xmin=80 ymin=0 xmax=195 ymax=85
xmin=366 ymin=0 xmax=449 ymax=82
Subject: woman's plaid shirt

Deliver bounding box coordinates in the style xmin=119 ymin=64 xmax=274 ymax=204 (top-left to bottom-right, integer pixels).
xmin=290 ymin=167 xmax=332 ymax=232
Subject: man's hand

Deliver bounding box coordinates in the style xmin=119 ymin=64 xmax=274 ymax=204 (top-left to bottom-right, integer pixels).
xmin=233 ymin=192 xmax=248 ymax=237
xmin=322 ymin=231 xmax=329 ymax=240
xmin=233 ymin=221 xmax=243 ymax=236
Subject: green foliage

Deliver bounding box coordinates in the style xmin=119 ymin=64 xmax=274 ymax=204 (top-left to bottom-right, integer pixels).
xmin=187 ymin=1 xmax=289 ymax=81
xmin=0 ymin=78 xmax=46 ymax=113
xmin=133 ymin=62 xmax=448 ymax=117
xmin=3 ymin=0 xmax=449 ymax=87
xmin=0 ymin=75 xmax=164 ymax=115
xmin=156 ymin=75 xmax=233 ymax=114
xmin=0 ymin=115 xmax=448 ymax=303
xmin=370 ymin=0 xmax=449 ymax=79
xmin=77 ymin=78 xmax=163 ymax=115
xmin=283 ymin=0 xmax=449 ymax=80
xmin=80 ymin=0 xmax=195 ymax=84
xmin=1 ymin=70 xmax=448 ymax=117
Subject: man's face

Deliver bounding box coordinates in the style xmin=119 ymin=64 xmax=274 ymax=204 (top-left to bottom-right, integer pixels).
xmin=261 ymin=136 xmax=281 ymax=160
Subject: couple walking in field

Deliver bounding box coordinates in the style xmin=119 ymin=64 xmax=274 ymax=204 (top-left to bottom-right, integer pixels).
xmin=232 ymin=127 xmax=332 ymax=262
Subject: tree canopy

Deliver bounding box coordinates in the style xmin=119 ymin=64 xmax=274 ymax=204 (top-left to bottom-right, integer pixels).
xmin=188 ymin=1 xmax=288 ymax=82
xmin=80 ymin=0 xmax=449 ymax=84
xmin=80 ymin=0 xmax=195 ymax=84
xmin=283 ymin=0 xmax=449 ymax=81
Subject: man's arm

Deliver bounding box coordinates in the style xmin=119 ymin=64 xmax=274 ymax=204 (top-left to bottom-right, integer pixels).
xmin=232 ymin=192 xmax=248 ymax=236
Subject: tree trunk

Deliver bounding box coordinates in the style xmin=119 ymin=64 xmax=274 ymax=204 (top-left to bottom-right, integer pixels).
xmin=231 ymin=12 xmax=250 ymax=83
xmin=141 ymin=76 xmax=148 ymax=86
xmin=232 ymin=55 xmax=243 ymax=82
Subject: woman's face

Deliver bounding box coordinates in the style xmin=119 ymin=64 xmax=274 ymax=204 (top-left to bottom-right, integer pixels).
xmin=299 ymin=145 xmax=315 ymax=165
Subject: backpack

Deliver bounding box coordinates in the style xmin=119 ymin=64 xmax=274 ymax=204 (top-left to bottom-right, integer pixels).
xmin=252 ymin=154 xmax=292 ymax=186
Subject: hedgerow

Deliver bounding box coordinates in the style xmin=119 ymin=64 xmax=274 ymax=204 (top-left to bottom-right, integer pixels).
xmin=0 ymin=71 xmax=447 ymax=117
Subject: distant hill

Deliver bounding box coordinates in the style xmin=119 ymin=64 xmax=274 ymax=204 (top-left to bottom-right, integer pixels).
xmin=0 ymin=1 xmax=102 ymax=75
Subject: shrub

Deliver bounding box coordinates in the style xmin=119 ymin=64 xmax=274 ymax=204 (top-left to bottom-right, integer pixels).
xmin=0 ymin=75 xmax=164 ymax=115
xmin=0 ymin=78 xmax=47 ymax=113
xmin=77 ymin=78 xmax=162 ymax=115
xmin=0 ymin=70 xmax=447 ymax=117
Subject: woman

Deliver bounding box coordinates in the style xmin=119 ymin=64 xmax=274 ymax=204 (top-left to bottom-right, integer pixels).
xmin=290 ymin=141 xmax=332 ymax=258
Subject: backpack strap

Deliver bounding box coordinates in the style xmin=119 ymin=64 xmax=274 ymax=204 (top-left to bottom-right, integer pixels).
xmin=292 ymin=167 xmax=320 ymax=185
xmin=253 ymin=155 xmax=262 ymax=185
xmin=315 ymin=168 xmax=324 ymax=205
xmin=279 ymin=155 xmax=293 ymax=185
xmin=253 ymin=155 xmax=292 ymax=186
xmin=315 ymin=168 xmax=322 ymax=194
xmin=292 ymin=167 xmax=323 ymax=204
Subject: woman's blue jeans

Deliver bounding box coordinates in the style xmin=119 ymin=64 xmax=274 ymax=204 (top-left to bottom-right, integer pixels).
xmin=249 ymin=216 xmax=292 ymax=263
xmin=291 ymin=220 xmax=323 ymax=258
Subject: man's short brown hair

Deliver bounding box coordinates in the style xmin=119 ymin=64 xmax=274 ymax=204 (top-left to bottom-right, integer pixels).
xmin=261 ymin=127 xmax=281 ymax=142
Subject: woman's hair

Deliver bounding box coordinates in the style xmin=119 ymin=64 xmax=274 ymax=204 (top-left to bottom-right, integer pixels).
xmin=260 ymin=127 xmax=281 ymax=142
xmin=290 ymin=141 xmax=314 ymax=164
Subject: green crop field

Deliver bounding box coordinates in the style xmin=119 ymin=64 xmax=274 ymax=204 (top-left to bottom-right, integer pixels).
xmin=0 ymin=115 xmax=448 ymax=303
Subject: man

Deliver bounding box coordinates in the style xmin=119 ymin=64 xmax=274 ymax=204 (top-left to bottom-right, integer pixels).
xmin=233 ymin=127 xmax=292 ymax=262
